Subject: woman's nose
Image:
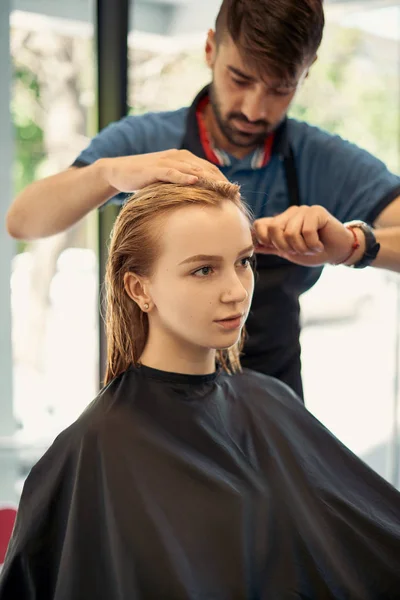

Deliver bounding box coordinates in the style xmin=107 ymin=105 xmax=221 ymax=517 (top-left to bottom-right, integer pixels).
xmin=220 ymin=275 xmax=249 ymax=304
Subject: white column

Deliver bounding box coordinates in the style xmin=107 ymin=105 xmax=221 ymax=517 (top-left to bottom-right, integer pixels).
xmin=0 ymin=0 xmax=18 ymax=504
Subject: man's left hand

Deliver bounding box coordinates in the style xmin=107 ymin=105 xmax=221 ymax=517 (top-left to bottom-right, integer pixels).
xmin=254 ymin=206 xmax=363 ymax=267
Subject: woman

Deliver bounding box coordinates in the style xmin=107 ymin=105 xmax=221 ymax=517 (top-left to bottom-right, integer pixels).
xmin=1 ymin=179 xmax=399 ymax=599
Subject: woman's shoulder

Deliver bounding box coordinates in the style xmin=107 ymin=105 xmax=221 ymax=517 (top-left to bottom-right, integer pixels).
xmin=21 ymin=370 xmax=138 ymax=500
xmin=217 ymin=368 xmax=317 ymax=446
xmin=34 ymin=371 xmax=137 ymax=464
xmin=221 ymin=368 xmax=304 ymax=414
xmin=68 ymin=367 xmax=144 ymax=441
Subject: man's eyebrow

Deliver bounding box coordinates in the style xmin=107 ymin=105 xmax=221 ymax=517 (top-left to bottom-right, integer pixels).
xmin=229 ymin=65 xmax=298 ymax=90
xmin=272 ymin=81 xmax=297 ymax=90
xmin=228 ymin=66 xmax=256 ymax=82
xmin=179 ymin=245 xmax=255 ymax=266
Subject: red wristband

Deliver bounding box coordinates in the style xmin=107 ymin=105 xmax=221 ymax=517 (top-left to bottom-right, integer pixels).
xmin=334 ymin=226 xmax=360 ymax=266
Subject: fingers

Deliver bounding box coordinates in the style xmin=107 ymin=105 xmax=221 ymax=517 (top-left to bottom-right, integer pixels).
xmin=254 ymin=244 xmax=277 ymax=255
xmin=284 ymin=212 xmax=317 ymax=254
xmin=254 ymin=216 xmax=294 ymax=254
xmin=156 ymin=166 xmax=199 ymax=185
xmin=162 ymin=150 xmax=228 ymax=182
xmin=157 ymin=157 xmax=226 ymax=186
xmin=254 ymin=207 xmax=326 ymax=256
xmin=300 ymin=211 xmax=325 ymax=252
xmin=266 ymin=218 xmax=294 ymax=254
xmin=178 ymin=150 xmax=226 ymax=180
xmin=108 ymin=151 xmax=227 ymax=193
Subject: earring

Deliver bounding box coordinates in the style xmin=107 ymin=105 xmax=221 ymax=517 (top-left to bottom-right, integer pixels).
xmin=143 ymin=303 xmax=149 ymax=311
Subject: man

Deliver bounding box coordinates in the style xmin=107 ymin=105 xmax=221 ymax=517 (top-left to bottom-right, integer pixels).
xmin=7 ymin=0 xmax=400 ymax=399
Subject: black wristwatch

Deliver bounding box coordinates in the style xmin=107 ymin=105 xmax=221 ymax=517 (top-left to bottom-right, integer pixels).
xmin=345 ymin=221 xmax=381 ymax=269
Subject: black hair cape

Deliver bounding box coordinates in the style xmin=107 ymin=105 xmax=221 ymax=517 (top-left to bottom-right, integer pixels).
xmin=1 ymin=365 xmax=399 ymax=599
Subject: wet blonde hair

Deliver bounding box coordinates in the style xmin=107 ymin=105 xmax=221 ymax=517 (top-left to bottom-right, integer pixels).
xmin=104 ymin=178 xmax=253 ymax=385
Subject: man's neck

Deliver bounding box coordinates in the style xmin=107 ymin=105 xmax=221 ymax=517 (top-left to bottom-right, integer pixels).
xmin=203 ymin=103 xmax=258 ymax=161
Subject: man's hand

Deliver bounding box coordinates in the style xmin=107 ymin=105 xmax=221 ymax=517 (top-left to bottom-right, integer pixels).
xmin=254 ymin=206 xmax=363 ymax=267
xmin=100 ymin=149 xmax=227 ymax=193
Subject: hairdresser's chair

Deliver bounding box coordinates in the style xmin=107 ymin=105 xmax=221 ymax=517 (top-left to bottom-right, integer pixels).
xmin=0 ymin=505 xmax=17 ymax=570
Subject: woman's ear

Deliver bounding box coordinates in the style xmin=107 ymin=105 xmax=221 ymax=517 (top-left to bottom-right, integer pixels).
xmin=123 ymin=272 xmax=152 ymax=312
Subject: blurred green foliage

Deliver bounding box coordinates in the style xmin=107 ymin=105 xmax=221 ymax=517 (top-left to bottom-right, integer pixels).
xmin=291 ymin=25 xmax=399 ymax=173
xmin=12 ymin=64 xmax=46 ymax=196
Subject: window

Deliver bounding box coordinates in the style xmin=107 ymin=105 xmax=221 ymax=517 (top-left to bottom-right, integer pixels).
xmin=295 ymin=3 xmax=400 ymax=488
xmin=6 ymin=1 xmax=97 ymax=508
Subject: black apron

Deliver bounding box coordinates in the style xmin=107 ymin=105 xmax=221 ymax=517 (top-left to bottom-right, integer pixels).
xmin=241 ymin=138 xmax=323 ymax=401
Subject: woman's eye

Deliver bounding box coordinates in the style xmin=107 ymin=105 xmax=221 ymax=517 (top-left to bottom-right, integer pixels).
xmin=193 ymin=266 xmax=213 ymax=277
xmin=239 ymin=256 xmax=254 ymax=268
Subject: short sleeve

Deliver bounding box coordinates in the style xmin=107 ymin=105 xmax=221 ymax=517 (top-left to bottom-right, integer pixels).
xmin=73 ymin=116 xmax=145 ymax=168
xmin=73 ymin=109 xmax=188 ymax=167
xmin=71 ymin=110 xmax=187 ymax=206
xmin=293 ymin=121 xmax=400 ymax=225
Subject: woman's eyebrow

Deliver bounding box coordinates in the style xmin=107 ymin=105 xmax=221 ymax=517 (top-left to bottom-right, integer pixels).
xmin=179 ymin=254 xmax=222 ymax=266
xmin=179 ymin=245 xmax=254 ymax=266
xmin=238 ymin=245 xmax=255 ymax=257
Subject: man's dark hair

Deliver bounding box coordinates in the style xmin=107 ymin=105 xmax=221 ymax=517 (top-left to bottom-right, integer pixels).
xmin=215 ymin=0 xmax=325 ymax=82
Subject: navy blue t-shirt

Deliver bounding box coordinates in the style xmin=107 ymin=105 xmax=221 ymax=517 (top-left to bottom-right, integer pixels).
xmin=73 ymin=108 xmax=400 ymax=224
xmin=72 ymin=88 xmax=400 ymax=397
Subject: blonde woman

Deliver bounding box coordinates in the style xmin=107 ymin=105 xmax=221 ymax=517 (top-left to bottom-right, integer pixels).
xmin=1 ymin=179 xmax=399 ymax=600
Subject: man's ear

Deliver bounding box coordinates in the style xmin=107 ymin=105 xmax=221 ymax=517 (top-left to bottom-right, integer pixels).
xmin=306 ymin=55 xmax=318 ymax=78
xmin=123 ymin=272 xmax=152 ymax=313
xmin=205 ymin=29 xmax=217 ymax=69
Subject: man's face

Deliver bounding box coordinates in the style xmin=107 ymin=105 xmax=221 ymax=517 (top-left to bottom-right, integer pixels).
xmin=205 ymin=32 xmax=310 ymax=148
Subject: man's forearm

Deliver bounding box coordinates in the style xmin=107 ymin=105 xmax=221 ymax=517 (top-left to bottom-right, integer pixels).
xmin=6 ymin=159 xmax=116 ymax=240
xmin=372 ymin=227 xmax=400 ymax=272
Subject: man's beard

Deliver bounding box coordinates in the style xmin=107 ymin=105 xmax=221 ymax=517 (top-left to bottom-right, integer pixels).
xmin=209 ymin=82 xmax=272 ymax=149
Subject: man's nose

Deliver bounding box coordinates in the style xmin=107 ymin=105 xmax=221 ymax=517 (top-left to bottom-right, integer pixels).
xmin=241 ymin=90 xmax=267 ymax=123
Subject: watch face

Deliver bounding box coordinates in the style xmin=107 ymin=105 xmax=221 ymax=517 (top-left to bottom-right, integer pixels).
xmin=368 ymin=242 xmax=381 ymax=259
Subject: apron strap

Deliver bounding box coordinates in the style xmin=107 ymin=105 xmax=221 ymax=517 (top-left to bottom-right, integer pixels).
xmin=283 ymin=145 xmax=301 ymax=207
xmin=274 ymin=119 xmax=301 ymax=208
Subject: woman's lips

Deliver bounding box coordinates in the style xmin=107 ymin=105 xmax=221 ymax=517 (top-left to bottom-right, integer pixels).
xmin=214 ymin=315 xmax=243 ymax=331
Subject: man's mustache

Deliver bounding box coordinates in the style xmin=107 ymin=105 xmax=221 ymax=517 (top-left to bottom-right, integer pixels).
xmin=228 ymin=114 xmax=270 ymax=128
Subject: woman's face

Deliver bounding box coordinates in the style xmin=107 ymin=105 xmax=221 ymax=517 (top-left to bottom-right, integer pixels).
xmin=145 ymin=200 xmax=254 ymax=359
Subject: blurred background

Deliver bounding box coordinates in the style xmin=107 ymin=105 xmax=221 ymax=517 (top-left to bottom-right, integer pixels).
xmin=0 ymin=0 xmax=400 ymax=518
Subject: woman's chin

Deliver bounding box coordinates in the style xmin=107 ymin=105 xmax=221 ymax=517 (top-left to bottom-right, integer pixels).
xmin=212 ymin=332 xmax=242 ymax=350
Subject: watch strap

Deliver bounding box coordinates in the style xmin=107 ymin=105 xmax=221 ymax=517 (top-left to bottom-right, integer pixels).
xmin=345 ymin=221 xmax=381 ymax=269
